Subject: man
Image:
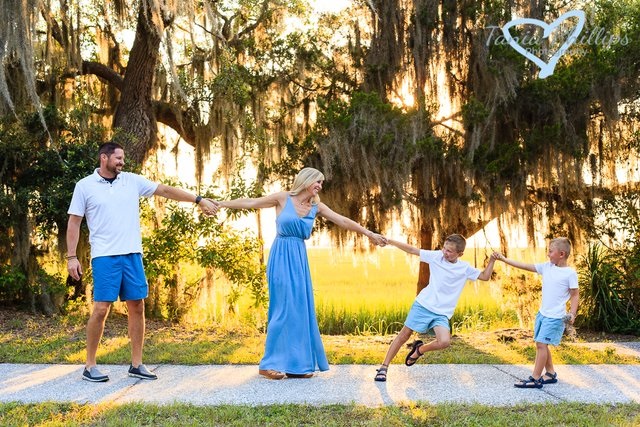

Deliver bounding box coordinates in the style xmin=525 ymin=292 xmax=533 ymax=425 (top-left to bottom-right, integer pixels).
xmin=67 ymin=141 xmax=217 ymax=382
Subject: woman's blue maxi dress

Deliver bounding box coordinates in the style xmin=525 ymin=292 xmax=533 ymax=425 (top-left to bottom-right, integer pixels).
xmin=258 ymin=196 xmax=330 ymax=374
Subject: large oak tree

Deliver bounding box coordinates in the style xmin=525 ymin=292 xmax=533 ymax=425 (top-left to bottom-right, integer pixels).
xmin=2 ymin=0 xmax=640 ymax=304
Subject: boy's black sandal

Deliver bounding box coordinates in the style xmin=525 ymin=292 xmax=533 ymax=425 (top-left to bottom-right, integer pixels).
xmin=542 ymin=371 xmax=558 ymax=384
xmin=514 ymin=376 xmax=543 ymax=389
xmin=405 ymin=340 xmax=424 ymax=366
xmin=374 ymin=365 xmax=388 ymax=382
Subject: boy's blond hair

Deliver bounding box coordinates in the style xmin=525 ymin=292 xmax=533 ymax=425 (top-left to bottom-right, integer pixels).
xmin=550 ymin=237 xmax=572 ymax=258
xmin=445 ymin=234 xmax=467 ymax=252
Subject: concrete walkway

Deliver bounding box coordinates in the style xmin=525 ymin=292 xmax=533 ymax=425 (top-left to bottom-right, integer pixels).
xmin=1 ymin=361 xmax=639 ymax=407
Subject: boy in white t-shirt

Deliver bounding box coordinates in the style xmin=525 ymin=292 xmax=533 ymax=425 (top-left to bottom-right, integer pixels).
xmin=493 ymin=237 xmax=579 ymax=389
xmin=374 ymin=234 xmax=497 ymax=382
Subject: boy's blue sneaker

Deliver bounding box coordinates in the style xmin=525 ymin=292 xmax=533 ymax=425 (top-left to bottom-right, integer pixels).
xmin=82 ymin=366 xmax=109 ymax=382
xmin=128 ymin=364 xmax=158 ymax=380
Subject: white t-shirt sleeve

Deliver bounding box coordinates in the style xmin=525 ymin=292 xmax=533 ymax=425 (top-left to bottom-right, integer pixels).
xmin=67 ymin=183 xmax=86 ymax=217
xmin=466 ymin=265 xmax=482 ymax=281
xmin=568 ymin=270 xmax=579 ymax=289
xmin=419 ymin=249 xmax=438 ymax=263
xmin=134 ymin=175 xmax=159 ymax=198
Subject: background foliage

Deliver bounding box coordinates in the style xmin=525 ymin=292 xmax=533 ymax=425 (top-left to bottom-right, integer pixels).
xmin=0 ymin=0 xmax=639 ymax=334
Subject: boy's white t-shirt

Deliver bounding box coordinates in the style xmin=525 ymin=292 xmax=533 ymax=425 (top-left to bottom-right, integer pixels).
xmin=535 ymin=261 xmax=579 ymax=319
xmin=414 ymin=249 xmax=482 ymax=318
xmin=68 ymin=170 xmax=158 ymax=259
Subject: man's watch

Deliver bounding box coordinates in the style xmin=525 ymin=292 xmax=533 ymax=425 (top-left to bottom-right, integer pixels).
xmin=195 ymin=195 xmax=203 ymax=204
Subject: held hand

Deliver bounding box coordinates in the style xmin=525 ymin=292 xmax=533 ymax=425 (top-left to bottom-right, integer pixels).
xmin=206 ymin=198 xmax=222 ymax=209
xmin=198 ymin=198 xmax=219 ymax=216
xmin=491 ymin=252 xmax=505 ymax=261
xmin=369 ymin=233 xmax=387 ymax=246
xmin=67 ymin=258 xmax=82 ymax=281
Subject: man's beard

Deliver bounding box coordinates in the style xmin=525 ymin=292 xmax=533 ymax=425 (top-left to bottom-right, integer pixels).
xmin=106 ymin=163 xmax=122 ymax=175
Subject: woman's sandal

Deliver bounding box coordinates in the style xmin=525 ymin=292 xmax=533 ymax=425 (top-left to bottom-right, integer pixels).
xmin=286 ymin=373 xmax=314 ymax=379
xmin=259 ymin=369 xmax=286 ymax=380
xmin=514 ymin=376 xmax=543 ymax=389
xmin=374 ymin=365 xmax=388 ymax=382
xmin=405 ymin=340 xmax=424 ymax=366
xmin=542 ymin=371 xmax=558 ymax=384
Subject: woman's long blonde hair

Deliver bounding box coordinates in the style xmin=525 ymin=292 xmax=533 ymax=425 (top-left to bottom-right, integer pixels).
xmin=289 ymin=167 xmax=324 ymax=205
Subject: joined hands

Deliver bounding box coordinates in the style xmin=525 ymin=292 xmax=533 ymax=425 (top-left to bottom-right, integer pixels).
xmin=199 ymin=198 xmax=221 ymax=216
xmin=369 ymin=233 xmax=387 ymax=246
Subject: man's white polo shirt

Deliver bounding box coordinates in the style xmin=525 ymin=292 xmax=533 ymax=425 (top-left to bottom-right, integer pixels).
xmin=68 ymin=169 xmax=158 ymax=259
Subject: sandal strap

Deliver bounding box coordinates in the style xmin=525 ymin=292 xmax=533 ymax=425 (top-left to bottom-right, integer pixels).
xmin=374 ymin=368 xmax=388 ymax=380
xmin=517 ymin=376 xmax=542 ymax=384
xmin=405 ymin=340 xmax=425 ymax=365
xmin=515 ymin=376 xmax=543 ymax=388
xmin=528 ymin=376 xmax=543 ymax=384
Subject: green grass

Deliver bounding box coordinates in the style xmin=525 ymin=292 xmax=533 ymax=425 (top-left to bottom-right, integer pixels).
xmin=1 ymin=309 xmax=638 ymax=366
xmin=2 ymin=248 xmax=638 ymax=423
xmin=1 ymin=401 xmax=639 ymax=426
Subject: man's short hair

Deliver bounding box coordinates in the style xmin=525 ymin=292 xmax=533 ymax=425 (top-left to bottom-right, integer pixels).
xmin=98 ymin=142 xmax=124 ymax=158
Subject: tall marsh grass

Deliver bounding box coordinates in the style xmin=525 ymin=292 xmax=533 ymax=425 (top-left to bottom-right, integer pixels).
xmin=309 ymin=247 xmax=519 ymax=335
xmin=184 ymin=246 xmax=522 ymax=335
xmin=316 ymin=303 xmax=408 ymax=335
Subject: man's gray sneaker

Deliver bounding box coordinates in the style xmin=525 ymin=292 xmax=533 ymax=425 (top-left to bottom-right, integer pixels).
xmin=128 ymin=364 xmax=158 ymax=380
xmin=82 ymin=366 xmax=109 ymax=382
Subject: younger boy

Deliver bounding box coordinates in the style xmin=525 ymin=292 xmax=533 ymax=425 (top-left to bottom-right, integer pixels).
xmin=374 ymin=234 xmax=496 ymax=382
xmin=493 ymin=237 xmax=579 ymax=389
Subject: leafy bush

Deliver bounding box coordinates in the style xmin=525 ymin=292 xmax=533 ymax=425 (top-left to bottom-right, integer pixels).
xmin=578 ymin=244 xmax=640 ymax=334
xmin=141 ymin=186 xmax=267 ymax=322
xmin=0 ymin=266 xmax=27 ymax=301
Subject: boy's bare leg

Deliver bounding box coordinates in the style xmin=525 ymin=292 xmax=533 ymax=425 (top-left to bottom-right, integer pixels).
xmin=531 ymin=341 xmax=549 ymax=379
xmin=126 ymin=299 xmax=145 ymax=368
xmin=544 ymin=346 xmax=555 ymax=375
xmin=86 ymin=302 xmax=111 ymax=368
xmin=408 ymin=325 xmax=452 ymax=359
xmin=379 ymin=326 xmax=414 ymax=368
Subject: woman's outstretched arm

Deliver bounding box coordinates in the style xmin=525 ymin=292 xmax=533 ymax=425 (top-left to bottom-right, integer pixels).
xmin=317 ymin=202 xmax=386 ymax=246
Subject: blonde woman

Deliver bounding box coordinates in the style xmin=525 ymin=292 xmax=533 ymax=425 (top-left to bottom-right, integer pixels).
xmin=213 ymin=168 xmax=386 ymax=379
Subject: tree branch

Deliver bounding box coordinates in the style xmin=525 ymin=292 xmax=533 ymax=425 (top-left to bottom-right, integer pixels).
xmin=80 ymin=61 xmax=124 ymax=91
xmin=234 ymin=0 xmax=269 ymax=41
xmin=153 ymin=101 xmax=197 ymax=146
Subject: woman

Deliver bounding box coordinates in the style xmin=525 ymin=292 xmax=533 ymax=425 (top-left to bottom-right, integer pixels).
xmin=213 ymin=168 xmax=386 ymax=379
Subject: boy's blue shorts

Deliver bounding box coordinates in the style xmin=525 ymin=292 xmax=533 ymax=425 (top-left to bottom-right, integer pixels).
xmin=91 ymin=253 xmax=148 ymax=302
xmin=404 ymin=300 xmax=450 ymax=334
xmin=533 ymin=312 xmax=565 ymax=345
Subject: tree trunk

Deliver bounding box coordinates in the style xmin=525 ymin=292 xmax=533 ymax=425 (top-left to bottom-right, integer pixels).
xmin=146 ymin=277 xmax=162 ymax=319
xmin=112 ymin=1 xmax=171 ymax=164
xmin=168 ymin=265 xmax=186 ymax=321
xmin=416 ymin=216 xmax=433 ymax=295
xmin=58 ymin=220 xmax=89 ymax=300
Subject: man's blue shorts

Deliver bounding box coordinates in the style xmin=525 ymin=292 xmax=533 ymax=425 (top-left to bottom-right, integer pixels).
xmin=533 ymin=312 xmax=565 ymax=345
xmin=404 ymin=300 xmax=450 ymax=334
xmin=91 ymin=253 xmax=148 ymax=302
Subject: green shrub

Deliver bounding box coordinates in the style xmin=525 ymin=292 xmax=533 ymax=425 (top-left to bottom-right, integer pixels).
xmin=578 ymin=244 xmax=640 ymax=333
